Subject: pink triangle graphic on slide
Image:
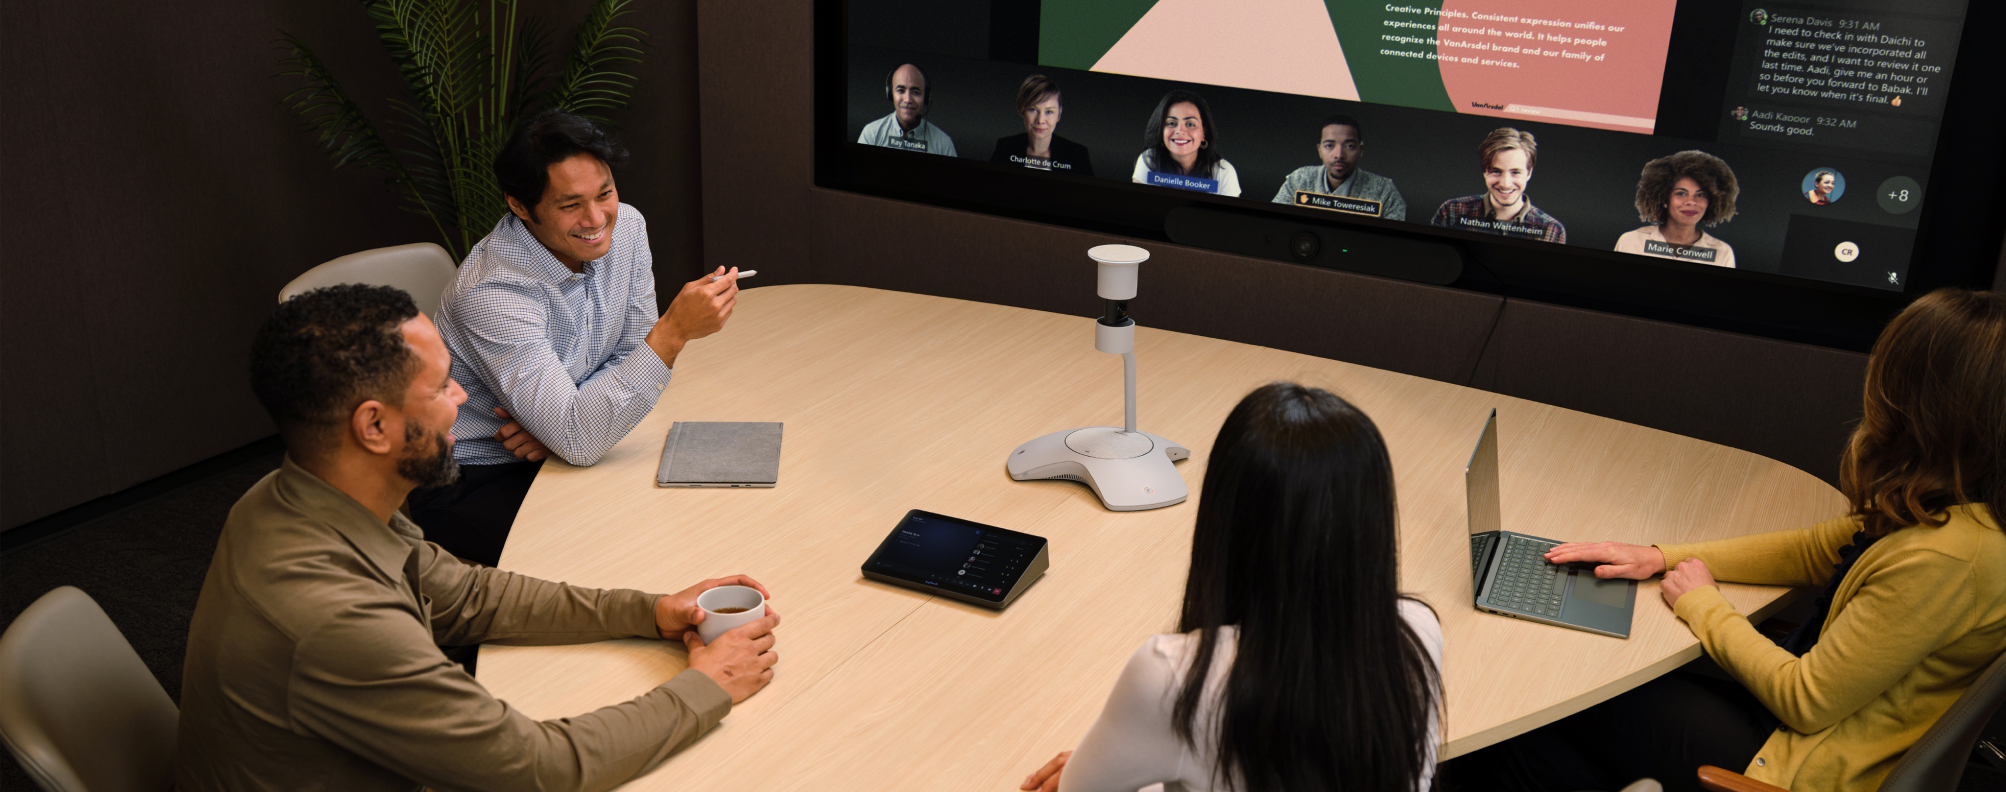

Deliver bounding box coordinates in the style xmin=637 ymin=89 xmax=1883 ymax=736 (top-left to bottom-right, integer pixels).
xmin=1091 ymin=0 xmax=1362 ymax=102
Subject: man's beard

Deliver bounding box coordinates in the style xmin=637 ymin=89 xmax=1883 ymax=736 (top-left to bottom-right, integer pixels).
xmin=399 ymin=422 xmax=461 ymax=489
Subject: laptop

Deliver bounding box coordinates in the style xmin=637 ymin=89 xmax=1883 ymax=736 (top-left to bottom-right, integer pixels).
xmin=655 ymin=422 xmax=783 ymax=488
xmin=1465 ymin=409 xmax=1635 ymax=638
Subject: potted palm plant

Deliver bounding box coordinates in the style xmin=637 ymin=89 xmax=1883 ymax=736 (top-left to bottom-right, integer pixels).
xmin=278 ymin=0 xmax=645 ymax=261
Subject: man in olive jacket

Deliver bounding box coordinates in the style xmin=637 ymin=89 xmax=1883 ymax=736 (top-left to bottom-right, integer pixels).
xmin=175 ymin=284 xmax=781 ymax=791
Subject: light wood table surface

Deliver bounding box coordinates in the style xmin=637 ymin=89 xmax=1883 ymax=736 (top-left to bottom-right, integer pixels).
xmin=480 ymin=284 xmax=1845 ymax=788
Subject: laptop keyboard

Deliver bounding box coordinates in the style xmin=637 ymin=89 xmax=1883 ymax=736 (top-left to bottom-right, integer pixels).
xmin=1488 ymin=536 xmax=1567 ymax=617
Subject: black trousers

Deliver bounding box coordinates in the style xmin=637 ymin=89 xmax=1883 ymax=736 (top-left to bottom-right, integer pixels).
xmin=1443 ymin=668 xmax=1774 ymax=792
xmin=405 ymin=461 xmax=541 ymax=568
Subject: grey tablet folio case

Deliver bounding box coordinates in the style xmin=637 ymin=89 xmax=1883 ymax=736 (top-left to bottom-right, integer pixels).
xmin=656 ymin=422 xmax=783 ymax=487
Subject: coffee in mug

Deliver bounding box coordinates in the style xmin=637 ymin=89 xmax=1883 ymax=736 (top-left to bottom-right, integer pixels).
xmin=695 ymin=585 xmax=767 ymax=643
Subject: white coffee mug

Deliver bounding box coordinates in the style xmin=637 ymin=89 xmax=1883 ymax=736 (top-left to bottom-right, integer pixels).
xmin=695 ymin=585 xmax=768 ymax=643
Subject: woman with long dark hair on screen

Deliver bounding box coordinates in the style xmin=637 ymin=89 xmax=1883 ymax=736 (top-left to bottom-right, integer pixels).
xmin=1131 ymin=89 xmax=1243 ymax=197
xmin=1455 ymin=288 xmax=2006 ymax=792
xmin=1020 ymin=383 xmax=1443 ymax=792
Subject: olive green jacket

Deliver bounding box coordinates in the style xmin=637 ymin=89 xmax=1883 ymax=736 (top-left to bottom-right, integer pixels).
xmin=175 ymin=457 xmax=730 ymax=791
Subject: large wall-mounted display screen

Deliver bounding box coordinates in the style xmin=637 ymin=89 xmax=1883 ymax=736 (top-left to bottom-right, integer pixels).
xmin=818 ymin=0 xmax=2003 ymax=346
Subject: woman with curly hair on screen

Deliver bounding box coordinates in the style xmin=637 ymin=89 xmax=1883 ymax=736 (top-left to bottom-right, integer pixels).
xmin=1614 ymin=151 xmax=1740 ymax=268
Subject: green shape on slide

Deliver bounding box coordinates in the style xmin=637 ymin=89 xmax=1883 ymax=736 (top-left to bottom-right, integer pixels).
xmin=1325 ymin=0 xmax=1453 ymax=111
xmin=1039 ymin=0 xmax=1163 ymax=70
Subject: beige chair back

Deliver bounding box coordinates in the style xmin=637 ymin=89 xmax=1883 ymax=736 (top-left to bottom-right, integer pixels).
xmin=0 ymin=586 xmax=177 ymax=792
xmin=278 ymin=242 xmax=458 ymax=319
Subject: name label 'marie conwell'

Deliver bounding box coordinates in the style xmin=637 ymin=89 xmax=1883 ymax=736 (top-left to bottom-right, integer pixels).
xmin=1642 ymin=238 xmax=1720 ymax=263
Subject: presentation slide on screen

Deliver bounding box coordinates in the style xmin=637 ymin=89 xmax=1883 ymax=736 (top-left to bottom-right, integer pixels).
xmin=1039 ymin=0 xmax=1677 ymax=133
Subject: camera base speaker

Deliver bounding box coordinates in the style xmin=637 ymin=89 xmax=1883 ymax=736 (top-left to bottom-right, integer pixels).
xmin=1165 ymin=206 xmax=1462 ymax=285
xmin=1008 ymin=427 xmax=1190 ymax=511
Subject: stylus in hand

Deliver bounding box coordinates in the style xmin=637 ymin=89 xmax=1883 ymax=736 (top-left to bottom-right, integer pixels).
xmin=710 ymin=270 xmax=757 ymax=283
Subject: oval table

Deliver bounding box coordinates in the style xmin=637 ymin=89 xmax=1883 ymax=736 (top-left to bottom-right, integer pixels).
xmin=479 ymin=284 xmax=1844 ymax=790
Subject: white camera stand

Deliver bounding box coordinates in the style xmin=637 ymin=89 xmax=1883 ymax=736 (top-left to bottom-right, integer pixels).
xmin=1007 ymin=245 xmax=1190 ymax=511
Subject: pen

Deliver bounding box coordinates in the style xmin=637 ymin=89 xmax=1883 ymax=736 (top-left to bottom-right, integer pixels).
xmin=711 ymin=270 xmax=757 ymax=283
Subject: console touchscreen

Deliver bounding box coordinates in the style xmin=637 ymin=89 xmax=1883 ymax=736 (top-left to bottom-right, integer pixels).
xmin=861 ymin=510 xmax=1051 ymax=608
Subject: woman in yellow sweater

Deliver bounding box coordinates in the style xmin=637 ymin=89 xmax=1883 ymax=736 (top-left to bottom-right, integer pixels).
xmin=1458 ymin=288 xmax=2006 ymax=792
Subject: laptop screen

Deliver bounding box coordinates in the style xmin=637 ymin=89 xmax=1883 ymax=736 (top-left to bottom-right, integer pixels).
xmin=1465 ymin=409 xmax=1503 ymax=593
xmin=1466 ymin=409 xmax=1503 ymax=539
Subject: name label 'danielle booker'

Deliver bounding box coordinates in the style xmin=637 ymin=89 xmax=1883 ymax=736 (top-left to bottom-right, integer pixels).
xmin=1146 ymin=171 xmax=1221 ymax=193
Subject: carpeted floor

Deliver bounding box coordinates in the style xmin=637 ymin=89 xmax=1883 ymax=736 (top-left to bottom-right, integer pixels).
xmin=1 ymin=448 xmax=284 ymax=790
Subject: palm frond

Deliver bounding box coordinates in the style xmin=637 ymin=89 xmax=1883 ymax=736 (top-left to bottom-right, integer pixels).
xmin=546 ymin=0 xmax=645 ymax=118
xmin=275 ymin=31 xmax=456 ymax=253
xmin=508 ymin=16 xmax=555 ymax=121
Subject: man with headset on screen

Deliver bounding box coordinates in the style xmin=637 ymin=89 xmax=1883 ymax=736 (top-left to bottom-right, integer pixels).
xmin=858 ymin=63 xmax=958 ymax=157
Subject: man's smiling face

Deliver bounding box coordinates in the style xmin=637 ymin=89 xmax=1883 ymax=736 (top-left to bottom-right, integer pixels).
xmin=511 ymin=153 xmax=618 ymax=270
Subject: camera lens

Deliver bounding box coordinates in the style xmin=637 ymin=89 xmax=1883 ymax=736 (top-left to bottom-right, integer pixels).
xmin=1290 ymin=232 xmax=1320 ymax=260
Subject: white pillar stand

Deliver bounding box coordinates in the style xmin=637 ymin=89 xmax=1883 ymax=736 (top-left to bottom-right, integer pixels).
xmin=1006 ymin=245 xmax=1190 ymax=511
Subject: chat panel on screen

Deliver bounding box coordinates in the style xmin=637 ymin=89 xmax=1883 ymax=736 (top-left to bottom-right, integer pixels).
xmin=1719 ymin=2 xmax=1962 ymax=157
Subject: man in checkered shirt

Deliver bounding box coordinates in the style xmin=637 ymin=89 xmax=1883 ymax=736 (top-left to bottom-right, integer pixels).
xmin=410 ymin=110 xmax=743 ymax=566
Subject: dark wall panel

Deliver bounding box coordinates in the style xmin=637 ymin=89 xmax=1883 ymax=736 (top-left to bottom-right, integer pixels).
xmin=811 ymin=191 xmax=1504 ymax=385
xmin=0 ymin=3 xmax=115 ymax=527
xmin=1 ymin=0 xmax=433 ymax=528
xmin=1472 ymin=300 xmax=1868 ymax=485
xmin=697 ymin=0 xmax=815 ymax=287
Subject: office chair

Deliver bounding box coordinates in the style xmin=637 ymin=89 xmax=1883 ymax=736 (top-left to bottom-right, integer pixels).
xmin=1697 ymin=649 xmax=2006 ymax=792
xmin=278 ymin=242 xmax=457 ymax=319
xmin=0 ymin=586 xmax=178 ymax=792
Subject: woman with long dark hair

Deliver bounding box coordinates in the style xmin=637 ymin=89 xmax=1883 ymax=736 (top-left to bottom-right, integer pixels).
xmin=1131 ymin=89 xmax=1242 ymax=197
xmin=1021 ymin=383 xmax=1443 ymax=792
xmin=1458 ymin=288 xmax=2006 ymax=792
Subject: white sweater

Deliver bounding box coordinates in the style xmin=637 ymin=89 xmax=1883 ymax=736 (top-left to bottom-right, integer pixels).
xmin=1059 ymin=600 xmax=1444 ymax=792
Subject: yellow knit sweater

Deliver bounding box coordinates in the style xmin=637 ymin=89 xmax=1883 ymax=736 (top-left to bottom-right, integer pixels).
xmin=1656 ymin=504 xmax=2005 ymax=791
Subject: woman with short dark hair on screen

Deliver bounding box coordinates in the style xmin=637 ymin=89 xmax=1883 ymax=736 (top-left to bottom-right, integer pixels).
xmin=1020 ymin=382 xmax=1443 ymax=792
xmin=1131 ymin=89 xmax=1242 ymax=197
xmin=1454 ymin=288 xmax=2006 ymax=792
xmin=1614 ymin=151 xmax=1740 ymax=268
xmin=989 ymin=75 xmax=1093 ymax=176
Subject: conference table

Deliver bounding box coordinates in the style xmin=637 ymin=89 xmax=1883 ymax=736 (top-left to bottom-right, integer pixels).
xmin=480 ymin=284 xmax=1845 ymax=789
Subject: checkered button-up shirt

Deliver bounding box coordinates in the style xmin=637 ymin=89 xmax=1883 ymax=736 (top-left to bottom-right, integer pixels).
xmin=1429 ymin=194 xmax=1568 ymax=244
xmin=436 ymin=203 xmax=671 ymax=466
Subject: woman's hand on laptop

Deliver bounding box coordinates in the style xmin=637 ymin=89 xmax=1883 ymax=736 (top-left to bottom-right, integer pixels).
xmin=1544 ymin=541 xmax=1666 ymax=580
